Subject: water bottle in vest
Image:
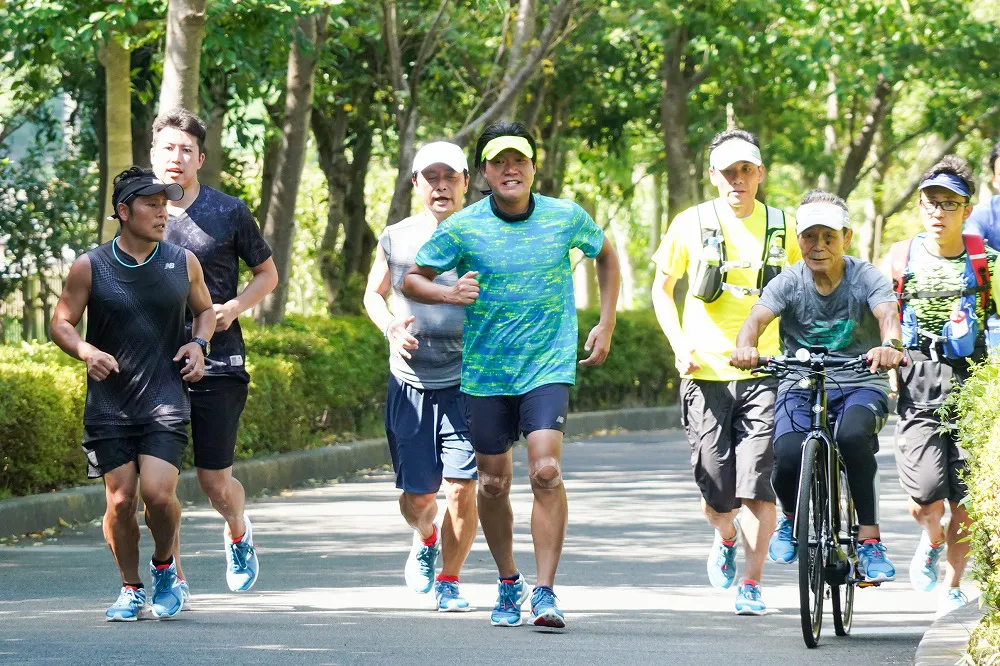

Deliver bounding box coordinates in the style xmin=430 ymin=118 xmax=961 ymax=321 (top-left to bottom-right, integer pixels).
xmin=692 ymin=236 xmax=724 ymax=302
xmin=942 ymin=306 xmax=977 ymax=360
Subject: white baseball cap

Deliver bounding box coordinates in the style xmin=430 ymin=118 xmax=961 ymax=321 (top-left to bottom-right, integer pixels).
xmin=709 ymin=138 xmax=763 ymax=170
xmin=412 ymin=141 xmax=468 ymax=174
xmin=795 ymin=202 xmax=851 ymax=235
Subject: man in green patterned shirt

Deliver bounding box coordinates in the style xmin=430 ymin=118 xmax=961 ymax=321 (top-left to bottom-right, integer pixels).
xmin=403 ymin=121 xmax=620 ymax=629
xmin=884 ymin=156 xmax=1000 ymax=616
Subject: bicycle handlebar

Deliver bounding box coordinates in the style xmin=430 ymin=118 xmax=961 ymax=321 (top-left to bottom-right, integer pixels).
xmin=753 ymin=351 xmax=908 ymax=372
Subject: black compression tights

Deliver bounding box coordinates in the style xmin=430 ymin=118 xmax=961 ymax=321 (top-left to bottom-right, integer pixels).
xmin=772 ymin=405 xmax=880 ymax=526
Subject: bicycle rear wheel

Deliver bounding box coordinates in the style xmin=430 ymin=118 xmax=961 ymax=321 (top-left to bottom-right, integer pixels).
xmin=831 ymin=462 xmax=856 ymax=637
xmin=797 ymin=437 xmax=826 ymax=648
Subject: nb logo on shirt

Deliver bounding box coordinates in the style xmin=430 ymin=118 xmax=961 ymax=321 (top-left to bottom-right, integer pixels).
xmin=165 ymin=263 xmax=175 ymax=269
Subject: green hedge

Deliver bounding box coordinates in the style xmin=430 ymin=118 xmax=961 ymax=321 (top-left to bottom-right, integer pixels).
xmin=949 ymin=359 xmax=1000 ymax=663
xmin=0 ymin=311 xmax=678 ymax=497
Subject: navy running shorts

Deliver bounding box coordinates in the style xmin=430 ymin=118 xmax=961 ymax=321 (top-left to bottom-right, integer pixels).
xmin=463 ymin=383 xmax=570 ymax=456
xmin=82 ymin=421 xmax=189 ymax=479
xmin=189 ymin=374 xmax=249 ymax=470
xmin=385 ymin=375 xmax=477 ymax=495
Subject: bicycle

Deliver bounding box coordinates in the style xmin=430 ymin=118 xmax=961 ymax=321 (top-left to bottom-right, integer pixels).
xmin=754 ymin=347 xmax=899 ymax=649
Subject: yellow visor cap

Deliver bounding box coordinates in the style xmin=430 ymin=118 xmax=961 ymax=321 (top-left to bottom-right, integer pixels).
xmin=481 ymin=136 xmax=534 ymax=161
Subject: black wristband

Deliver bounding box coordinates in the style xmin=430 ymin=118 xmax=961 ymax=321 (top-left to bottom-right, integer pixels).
xmin=192 ymin=337 xmax=209 ymax=355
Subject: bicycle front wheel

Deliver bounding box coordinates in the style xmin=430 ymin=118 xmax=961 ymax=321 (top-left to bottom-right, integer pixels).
xmin=797 ymin=436 xmax=826 ymax=648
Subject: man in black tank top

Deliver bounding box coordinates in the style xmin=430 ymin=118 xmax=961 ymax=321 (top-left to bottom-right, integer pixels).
xmin=50 ymin=167 xmax=216 ymax=622
xmin=151 ymin=109 xmax=277 ymax=597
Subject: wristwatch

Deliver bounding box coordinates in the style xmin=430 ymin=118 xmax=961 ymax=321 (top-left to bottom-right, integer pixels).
xmin=882 ymin=338 xmax=903 ymax=351
xmin=192 ymin=337 xmax=210 ymax=356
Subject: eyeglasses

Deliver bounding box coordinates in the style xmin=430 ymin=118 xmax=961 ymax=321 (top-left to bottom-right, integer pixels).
xmin=919 ymin=199 xmax=967 ymax=213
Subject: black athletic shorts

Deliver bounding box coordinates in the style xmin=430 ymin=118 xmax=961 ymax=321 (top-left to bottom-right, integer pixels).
xmin=82 ymin=421 xmax=188 ymax=479
xmin=463 ymin=383 xmax=570 ymax=455
xmin=189 ymin=374 xmax=249 ymax=470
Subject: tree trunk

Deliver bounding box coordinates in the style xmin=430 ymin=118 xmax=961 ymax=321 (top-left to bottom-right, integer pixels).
xmin=386 ymin=105 xmax=417 ymax=225
xmin=312 ymin=104 xmax=350 ymax=313
xmin=661 ymin=30 xmax=696 ymax=221
xmin=256 ymin=102 xmax=285 ymax=224
xmin=536 ymin=95 xmax=566 ymax=196
xmin=499 ymin=0 xmax=537 ymax=121
xmin=130 ymin=46 xmax=156 ymax=167
xmin=159 ymin=0 xmax=208 ymax=115
xmin=93 ymin=62 xmax=108 ymax=245
xmin=100 ymin=36 xmax=133 ymax=243
xmin=201 ymin=72 xmax=229 ymax=189
xmin=836 ymin=73 xmax=893 ymax=200
xmin=257 ymin=14 xmax=323 ymax=325
xmin=818 ymin=69 xmax=838 ymax=191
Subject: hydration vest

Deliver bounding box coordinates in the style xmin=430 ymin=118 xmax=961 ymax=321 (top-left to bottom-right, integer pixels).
xmin=690 ymin=200 xmax=788 ymax=303
xmin=889 ymin=233 xmax=992 ymax=352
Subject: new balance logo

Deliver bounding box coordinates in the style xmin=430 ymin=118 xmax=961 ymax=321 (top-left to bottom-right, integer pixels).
xmin=556 ymin=416 xmax=565 ymax=424
xmin=165 ymin=262 xmax=175 ymax=269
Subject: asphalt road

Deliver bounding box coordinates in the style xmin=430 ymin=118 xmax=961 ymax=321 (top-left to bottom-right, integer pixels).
xmin=0 ymin=428 xmax=968 ymax=665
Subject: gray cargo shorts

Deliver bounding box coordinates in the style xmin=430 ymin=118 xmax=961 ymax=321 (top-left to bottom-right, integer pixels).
xmin=680 ymin=376 xmax=778 ymax=513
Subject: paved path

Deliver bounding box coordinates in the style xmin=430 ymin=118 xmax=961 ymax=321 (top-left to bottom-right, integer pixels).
xmin=0 ymin=429 xmax=972 ymax=665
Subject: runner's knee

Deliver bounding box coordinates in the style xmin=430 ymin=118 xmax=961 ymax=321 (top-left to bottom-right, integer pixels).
xmin=107 ymin=489 xmax=138 ymax=517
xmin=478 ymin=472 xmax=512 ymax=499
xmin=528 ymin=456 xmax=562 ymax=490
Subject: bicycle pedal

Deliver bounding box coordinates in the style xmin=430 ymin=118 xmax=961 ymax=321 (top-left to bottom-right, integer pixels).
xmin=856 ymin=580 xmax=882 ymax=588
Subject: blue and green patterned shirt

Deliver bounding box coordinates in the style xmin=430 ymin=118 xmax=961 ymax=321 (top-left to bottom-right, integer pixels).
xmin=415 ymin=194 xmax=604 ymax=396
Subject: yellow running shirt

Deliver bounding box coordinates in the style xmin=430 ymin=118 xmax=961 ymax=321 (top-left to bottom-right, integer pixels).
xmin=652 ymin=199 xmax=801 ymax=382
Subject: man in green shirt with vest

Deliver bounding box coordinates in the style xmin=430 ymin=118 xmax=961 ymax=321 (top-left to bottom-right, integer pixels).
xmin=651 ymin=129 xmax=800 ymax=615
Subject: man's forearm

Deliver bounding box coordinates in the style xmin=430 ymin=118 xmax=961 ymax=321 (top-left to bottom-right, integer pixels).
xmin=191 ymin=309 xmax=217 ymax=341
xmin=651 ymin=285 xmax=689 ymax=355
xmin=595 ymin=252 xmax=621 ymax=326
xmin=50 ymin=321 xmax=94 ymax=362
xmin=231 ymin=270 xmax=278 ymax=314
xmin=363 ymin=291 xmax=394 ymax=332
xmin=402 ymin=274 xmax=453 ymax=305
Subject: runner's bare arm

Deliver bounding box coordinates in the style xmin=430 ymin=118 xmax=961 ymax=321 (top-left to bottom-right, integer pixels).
xmin=175 ymin=251 xmax=216 ymax=382
xmin=50 ymin=255 xmax=119 ymax=380
xmin=215 ymin=257 xmax=278 ymax=332
xmin=730 ymin=304 xmax=777 ymax=370
xmin=580 ymin=237 xmax=620 ymax=366
xmin=651 ymin=271 xmax=700 ymax=375
xmin=364 ymin=244 xmax=418 ymax=358
xmin=867 ymin=301 xmax=904 ymax=373
xmin=402 ymin=264 xmax=479 ymax=305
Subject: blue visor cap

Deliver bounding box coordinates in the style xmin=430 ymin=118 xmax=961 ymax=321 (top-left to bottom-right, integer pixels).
xmin=918 ymin=172 xmax=970 ymax=198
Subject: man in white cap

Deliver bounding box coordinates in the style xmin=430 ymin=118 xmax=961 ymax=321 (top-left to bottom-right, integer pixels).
xmin=650 ymin=129 xmax=799 ymax=614
xmin=731 ymin=189 xmax=903 ymax=588
xmin=363 ymin=140 xmax=479 ymax=611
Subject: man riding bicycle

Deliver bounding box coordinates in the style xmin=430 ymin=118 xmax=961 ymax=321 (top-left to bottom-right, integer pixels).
xmin=731 ymin=190 xmax=904 ymax=583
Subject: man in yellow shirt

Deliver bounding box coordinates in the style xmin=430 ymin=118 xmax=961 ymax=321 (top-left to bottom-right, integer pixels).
xmin=651 ymin=129 xmax=800 ymax=615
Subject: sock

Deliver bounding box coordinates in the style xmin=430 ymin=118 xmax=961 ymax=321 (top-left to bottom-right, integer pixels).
xmin=742 ymin=579 xmax=757 ymax=587
xmin=124 ymin=582 xmax=143 ymax=590
xmin=436 ymin=574 xmax=459 ymax=583
xmin=500 ymin=571 xmax=521 ymax=584
xmin=232 ymin=532 xmax=245 ymax=544
xmin=151 ymin=556 xmax=174 ymax=569
xmin=421 ymin=526 xmax=438 ymax=547
xmin=929 ymin=540 xmax=943 ymax=549
xmin=861 ymin=539 xmax=881 ymax=546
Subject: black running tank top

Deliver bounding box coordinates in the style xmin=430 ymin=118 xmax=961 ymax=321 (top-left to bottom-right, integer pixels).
xmin=84 ymin=240 xmax=191 ymax=426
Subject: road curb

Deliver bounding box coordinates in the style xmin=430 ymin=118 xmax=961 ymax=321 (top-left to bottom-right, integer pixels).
xmin=0 ymin=405 xmax=679 ymax=539
xmin=914 ymin=600 xmax=985 ymax=665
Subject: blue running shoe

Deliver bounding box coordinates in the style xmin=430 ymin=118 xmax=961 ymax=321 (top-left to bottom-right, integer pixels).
xmin=909 ymin=531 xmax=944 ymax=592
xmin=106 ymin=586 xmax=146 ymax=622
xmin=434 ymin=580 xmax=471 ymax=612
xmin=404 ymin=528 xmax=439 ymax=594
xmin=178 ymin=580 xmax=190 ymax=611
xmin=226 ymin=513 xmax=260 ymax=592
xmin=148 ymin=560 xmax=183 ymax=619
xmin=707 ymin=518 xmax=739 ymax=589
xmin=939 ymin=587 xmax=969 ymax=617
xmin=529 ymin=586 xmax=566 ymax=628
xmin=858 ymin=539 xmax=896 ymax=582
xmin=768 ymin=515 xmax=797 ymax=564
xmin=491 ymin=576 xmax=529 ymax=627
xmin=734 ymin=580 xmax=766 ymax=616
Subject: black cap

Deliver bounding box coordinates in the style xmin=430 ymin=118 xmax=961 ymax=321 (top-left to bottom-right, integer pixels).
xmin=110 ymin=173 xmax=183 ymax=220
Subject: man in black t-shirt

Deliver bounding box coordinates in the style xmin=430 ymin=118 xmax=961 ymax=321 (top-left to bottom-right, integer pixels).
xmin=151 ymin=108 xmax=278 ymax=599
xmin=50 ymin=167 xmax=216 ymax=620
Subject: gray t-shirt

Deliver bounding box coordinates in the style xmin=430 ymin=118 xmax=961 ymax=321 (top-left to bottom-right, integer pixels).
xmin=757 ymin=256 xmax=896 ymax=394
xmin=380 ymin=211 xmax=464 ymax=389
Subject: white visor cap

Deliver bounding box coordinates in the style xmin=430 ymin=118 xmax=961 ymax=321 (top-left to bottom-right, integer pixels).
xmin=709 ymin=139 xmax=763 ymax=170
xmin=795 ymin=202 xmax=850 ymax=235
xmin=412 ymin=141 xmax=469 ymax=175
